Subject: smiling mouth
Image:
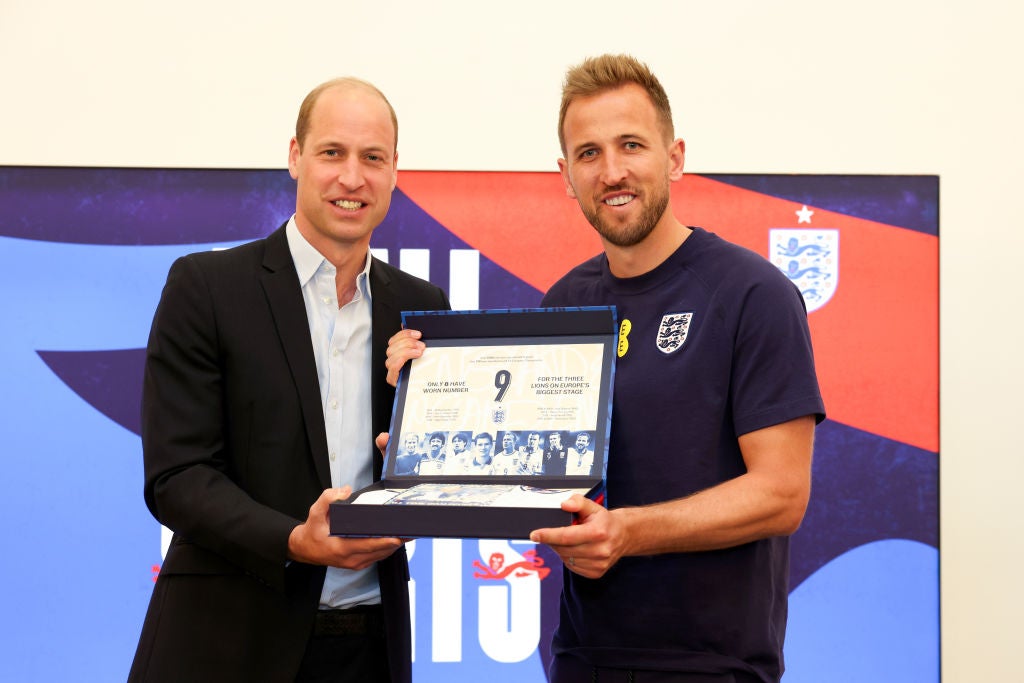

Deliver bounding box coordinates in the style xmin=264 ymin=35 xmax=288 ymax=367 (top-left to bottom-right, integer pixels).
xmin=333 ymin=199 xmax=364 ymax=210
xmin=604 ymin=194 xmax=635 ymax=207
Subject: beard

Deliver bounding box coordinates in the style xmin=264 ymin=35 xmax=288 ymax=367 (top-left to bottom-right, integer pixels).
xmin=581 ymin=182 xmax=671 ymax=248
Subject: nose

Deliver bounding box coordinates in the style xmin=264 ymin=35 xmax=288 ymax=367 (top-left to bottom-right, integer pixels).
xmin=599 ymin=150 xmax=628 ymax=186
xmin=336 ymin=158 xmax=365 ymax=189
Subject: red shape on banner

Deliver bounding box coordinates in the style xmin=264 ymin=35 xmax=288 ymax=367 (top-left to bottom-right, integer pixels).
xmin=674 ymin=177 xmax=938 ymax=454
xmin=398 ymin=172 xmax=938 ymax=454
xmin=398 ymin=171 xmax=603 ymax=292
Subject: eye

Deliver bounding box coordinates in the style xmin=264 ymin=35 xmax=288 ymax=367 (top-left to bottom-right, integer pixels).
xmin=579 ymin=148 xmax=598 ymax=160
xmin=624 ymin=141 xmax=641 ymax=151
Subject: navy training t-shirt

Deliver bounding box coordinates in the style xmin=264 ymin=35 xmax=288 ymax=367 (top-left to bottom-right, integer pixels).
xmin=541 ymin=227 xmax=825 ymax=680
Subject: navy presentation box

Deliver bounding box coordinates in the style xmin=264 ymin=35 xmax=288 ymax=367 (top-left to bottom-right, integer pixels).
xmin=329 ymin=307 xmax=616 ymax=540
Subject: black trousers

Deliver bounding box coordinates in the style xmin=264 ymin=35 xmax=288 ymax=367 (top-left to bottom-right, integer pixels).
xmin=295 ymin=606 xmax=390 ymax=683
xmin=550 ymin=654 xmax=763 ymax=683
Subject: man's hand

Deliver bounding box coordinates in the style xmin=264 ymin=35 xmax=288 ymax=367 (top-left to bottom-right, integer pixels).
xmin=385 ymin=329 xmax=426 ymax=387
xmin=530 ymin=494 xmax=630 ymax=579
xmin=287 ymin=487 xmax=403 ymax=570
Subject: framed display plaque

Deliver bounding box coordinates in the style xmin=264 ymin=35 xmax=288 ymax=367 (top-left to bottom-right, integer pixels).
xmin=329 ymin=306 xmax=617 ymax=539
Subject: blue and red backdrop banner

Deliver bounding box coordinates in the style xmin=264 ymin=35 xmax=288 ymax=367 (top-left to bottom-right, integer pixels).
xmin=0 ymin=167 xmax=938 ymax=681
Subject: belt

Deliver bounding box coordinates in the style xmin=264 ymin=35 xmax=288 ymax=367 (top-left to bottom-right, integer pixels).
xmin=313 ymin=604 xmax=385 ymax=637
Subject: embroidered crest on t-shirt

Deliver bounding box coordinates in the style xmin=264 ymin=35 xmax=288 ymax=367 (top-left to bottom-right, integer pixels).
xmin=656 ymin=312 xmax=694 ymax=354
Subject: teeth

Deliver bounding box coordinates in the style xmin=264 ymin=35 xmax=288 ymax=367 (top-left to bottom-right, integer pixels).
xmin=334 ymin=199 xmax=363 ymax=210
xmin=605 ymin=195 xmax=634 ymax=206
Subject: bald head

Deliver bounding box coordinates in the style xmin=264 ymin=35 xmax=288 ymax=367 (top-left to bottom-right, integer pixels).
xmin=295 ymin=77 xmax=398 ymax=152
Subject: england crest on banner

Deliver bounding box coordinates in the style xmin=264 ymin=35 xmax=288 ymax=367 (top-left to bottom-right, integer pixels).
xmin=770 ymin=229 xmax=839 ymax=313
xmin=656 ymin=312 xmax=694 ymax=354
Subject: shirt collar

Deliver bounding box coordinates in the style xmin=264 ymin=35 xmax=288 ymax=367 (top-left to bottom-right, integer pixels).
xmin=285 ymin=216 xmax=373 ymax=297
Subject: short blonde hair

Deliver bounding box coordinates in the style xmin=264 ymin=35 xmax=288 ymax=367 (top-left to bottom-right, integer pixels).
xmin=558 ymin=54 xmax=673 ymax=154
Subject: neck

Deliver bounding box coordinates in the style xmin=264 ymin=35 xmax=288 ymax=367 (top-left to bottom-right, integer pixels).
xmin=604 ymin=217 xmax=691 ymax=279
xmin=293 ymin=216 xmax=371 ymax=303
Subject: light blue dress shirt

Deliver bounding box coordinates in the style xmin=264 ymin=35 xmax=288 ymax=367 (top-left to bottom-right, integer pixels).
xmin=286 ymin=217 xmax=380 ymax=609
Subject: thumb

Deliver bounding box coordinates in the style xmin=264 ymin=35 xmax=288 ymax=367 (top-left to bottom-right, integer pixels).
xmin=317 ymin=486 xmax=352 ymax=509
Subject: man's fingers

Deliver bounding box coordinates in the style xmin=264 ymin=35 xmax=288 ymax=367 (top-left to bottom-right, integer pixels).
xmin=530 ymin=525 xmax=578 ymax=547
xmin=553 ymin=493 xmax=603 ymax=513
xmin=386 ymin=328 xmax=422 ymax=345
xmin=555 ymin=494 xmax=604 ymax=524
xmin=385 ymin=330 xmax=425 ymax=362
xmin=337 ymin=536 xmax=404 ymax=568
xmin=532 ymin=496 xmax=614 ymax=552
xmin=385 ymin=329 xmax=427 ymax=386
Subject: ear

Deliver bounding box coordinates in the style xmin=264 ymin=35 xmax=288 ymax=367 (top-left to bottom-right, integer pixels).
xmin=287 ymin=137 xmax=301 ymax=180
xmin=557 ymin=158 xmax=577 ymax=199
xmin=668 ymin=138 xmax=685 ymax=182
xmin=390 ymin=151 xmax=399 ymax=191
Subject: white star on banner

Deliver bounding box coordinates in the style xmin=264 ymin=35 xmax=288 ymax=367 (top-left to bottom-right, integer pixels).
xmin=796 ymin=205 xmax=814 ymax=223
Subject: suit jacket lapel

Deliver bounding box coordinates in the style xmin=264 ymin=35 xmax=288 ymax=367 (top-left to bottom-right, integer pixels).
xmin=260 ymin=225 xmax=332 ymax=489
xmin=370 ymin=259 xmax=401 ymax=481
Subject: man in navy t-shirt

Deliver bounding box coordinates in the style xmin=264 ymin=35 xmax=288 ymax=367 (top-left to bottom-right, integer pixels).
xmin=527 ymin=53 xmax=825 ymax=683
xmin=386 ymin=54 xmax=824 ymax=683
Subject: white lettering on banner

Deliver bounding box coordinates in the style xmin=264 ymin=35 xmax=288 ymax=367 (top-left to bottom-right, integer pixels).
xmin=370 ymin=248 xmax=481 ymax=309
xmin=477 ymin=540 xmax=542 ymax=663
xmin=400 ymin=248 xmax=431 ymax=281
xmin=449 ymin=249 xmax=480 ymax=309
xmin=432 ymin=538 xmax=463 ymax=662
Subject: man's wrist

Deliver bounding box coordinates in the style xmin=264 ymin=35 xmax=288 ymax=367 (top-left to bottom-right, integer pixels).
xmin=614 ymin=506 xmax=645 ymax=557
xmin=286 ymin=522 xmax=305 ymax=563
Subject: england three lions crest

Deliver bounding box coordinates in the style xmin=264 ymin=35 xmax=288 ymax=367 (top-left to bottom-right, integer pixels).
xmin=657 ymin=312 xmax=694 ymax=354
xmin=770 ymin=229 xmax=839 ymax=313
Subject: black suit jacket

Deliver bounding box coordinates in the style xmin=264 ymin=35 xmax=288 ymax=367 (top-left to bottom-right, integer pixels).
xmin=129 ymin=225 xmax=450 ymax=682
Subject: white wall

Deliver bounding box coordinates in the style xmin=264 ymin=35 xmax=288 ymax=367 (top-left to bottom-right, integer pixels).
xmin=2 ymin=0 xmax=1020 ymax=678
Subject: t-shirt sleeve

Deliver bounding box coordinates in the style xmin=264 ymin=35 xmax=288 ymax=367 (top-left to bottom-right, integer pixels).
xmin=730 ymin=268 xmax=826 ymax=436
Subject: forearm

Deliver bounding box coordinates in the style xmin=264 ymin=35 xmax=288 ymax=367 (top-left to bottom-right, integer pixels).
xmin=616 ymin=416 xmax=816 ymax=556
xmin=614 ymin=468 xmax=810 ymax=556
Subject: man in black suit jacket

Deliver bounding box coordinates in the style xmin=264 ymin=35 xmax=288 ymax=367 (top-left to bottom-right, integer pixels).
xmin=129 ymin=77 xmax=449 ymax=683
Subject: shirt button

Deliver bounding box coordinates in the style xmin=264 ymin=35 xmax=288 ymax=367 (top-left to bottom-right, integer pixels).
xmin=330 ymin=452 xmax=337 ymax=461
xmin=330 ymin=399 xmax=338 ymax=409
